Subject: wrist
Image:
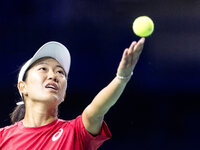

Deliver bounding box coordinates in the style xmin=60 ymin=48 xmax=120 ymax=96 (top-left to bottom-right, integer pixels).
xmin=116 ymin=72 xmax=133 ymax=80
xmin=115 ymin=72 xmax=133 ymax=84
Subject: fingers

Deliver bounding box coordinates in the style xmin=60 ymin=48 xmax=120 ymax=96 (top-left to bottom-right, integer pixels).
xmin=120 ymin=38 xmax=145 ymax=67
xmin=128 ymin=38 xmax=145 ymax=53
xmin=120 ymin=48 xmax=129 ymax=66
xmin=128 ymin=38 xmax=145 ymax=64
xmin=138 ymin=38 xmax=145 ymax=44
xmin=128 ymin=41 xmax=137 ymax=54
xmin=134 ymin=38 xmax=145 ymax=54
xmin=117 ymin=38 xmax=145 ymax=77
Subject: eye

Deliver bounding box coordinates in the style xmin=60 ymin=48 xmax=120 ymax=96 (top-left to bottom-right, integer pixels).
xmin=57 ymin=70 xmax=65 ymax=75
xmin=38 ymin=67 xmax=47 ymax=71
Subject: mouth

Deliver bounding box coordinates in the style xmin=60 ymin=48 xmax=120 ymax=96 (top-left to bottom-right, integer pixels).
xmin=45 ymin=83 xmax=58 ymax=91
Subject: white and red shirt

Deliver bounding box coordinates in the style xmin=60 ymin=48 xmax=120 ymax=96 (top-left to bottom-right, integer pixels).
xmin=0 ymin=115 xmax=111 ymax=150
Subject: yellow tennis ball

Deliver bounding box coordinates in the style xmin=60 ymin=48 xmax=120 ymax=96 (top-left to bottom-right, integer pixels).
xmin=132 ymin=16 xmax=154 ymax=37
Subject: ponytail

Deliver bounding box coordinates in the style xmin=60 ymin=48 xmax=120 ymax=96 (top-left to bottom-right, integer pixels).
xmin=10 ymin=101 xmax=25 ymax=124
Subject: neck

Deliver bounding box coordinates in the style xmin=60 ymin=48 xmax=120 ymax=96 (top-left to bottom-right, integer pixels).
xmin=23 ymin=99 xmax=58 ymax=127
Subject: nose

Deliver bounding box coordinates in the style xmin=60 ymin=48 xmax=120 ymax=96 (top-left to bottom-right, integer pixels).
xmin=48 ymin=70 xmax=58 ymax=82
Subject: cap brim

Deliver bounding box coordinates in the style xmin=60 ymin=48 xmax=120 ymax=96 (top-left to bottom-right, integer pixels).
xmin=18 ymin=41 xmax=71 ymax=83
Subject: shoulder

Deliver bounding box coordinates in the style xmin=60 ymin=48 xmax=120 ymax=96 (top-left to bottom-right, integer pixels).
xmin=0 ymin=122 xmax=19 ymax=131
xmin=0 ymin=122 xmax=19 ymax=136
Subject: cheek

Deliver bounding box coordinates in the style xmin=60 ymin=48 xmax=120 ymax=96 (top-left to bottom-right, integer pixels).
xmin=26 ymin=72 xmax=44 ymax=89
xmin=61 ymin=80 xmax=67 ymax=93
xmin=63 ymin=81 xmax=67 ymax=91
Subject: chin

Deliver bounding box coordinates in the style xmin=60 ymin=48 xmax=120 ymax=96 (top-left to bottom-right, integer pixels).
xmin=49 ymin=95 xmax=63 ymax=103
xmin=36 ymin=94 xmax=58 ymax=103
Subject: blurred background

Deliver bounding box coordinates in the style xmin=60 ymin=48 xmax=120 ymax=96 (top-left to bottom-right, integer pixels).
xmin=1 ymin=0 xmax=200 ymax=149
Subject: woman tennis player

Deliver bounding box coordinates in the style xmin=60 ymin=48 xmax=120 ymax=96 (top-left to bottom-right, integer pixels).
xmin=0 ymin=38 xmax=145 ymax=150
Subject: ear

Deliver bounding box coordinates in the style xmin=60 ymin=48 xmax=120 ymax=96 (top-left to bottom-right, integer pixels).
xmin=17 ymin=81 xmax=28 ymax=96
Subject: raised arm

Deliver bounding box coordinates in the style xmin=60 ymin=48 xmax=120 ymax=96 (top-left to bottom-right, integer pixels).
xmin=82 ymin=38 xmax=145 ymax=135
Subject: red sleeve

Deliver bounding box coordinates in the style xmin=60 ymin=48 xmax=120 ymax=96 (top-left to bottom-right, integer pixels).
xmin=0 ymin=128 xmax=4 ymax=144
xmin=74 ymin=115 xmax=112 ymax=150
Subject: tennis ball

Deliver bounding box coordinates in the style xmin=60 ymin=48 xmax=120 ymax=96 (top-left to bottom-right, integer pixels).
xmin=132 ymin=16 xmax=154 ymax=37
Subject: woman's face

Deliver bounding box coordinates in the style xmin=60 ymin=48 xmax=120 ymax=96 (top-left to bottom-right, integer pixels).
xmin=22 ymin=58 xmax=67 ymax=104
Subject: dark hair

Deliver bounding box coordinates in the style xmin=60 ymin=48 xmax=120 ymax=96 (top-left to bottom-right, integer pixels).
xmin=10 ymin=67 xmax=29 ymax=124
xmin=10 ymin=103 xmax=25 ymax=124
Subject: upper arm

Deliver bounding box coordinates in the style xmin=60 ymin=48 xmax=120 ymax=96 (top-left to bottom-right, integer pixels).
xmin=82 ymin=104 xmax=104 ymax=136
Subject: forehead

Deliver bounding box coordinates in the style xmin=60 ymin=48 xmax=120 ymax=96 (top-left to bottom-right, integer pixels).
xmin=35 ymin=57 xmax=61 ymax=66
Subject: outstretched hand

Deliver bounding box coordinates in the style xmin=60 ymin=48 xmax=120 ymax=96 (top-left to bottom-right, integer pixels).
xmin=117 ymin=38 xmax=145 ymax=81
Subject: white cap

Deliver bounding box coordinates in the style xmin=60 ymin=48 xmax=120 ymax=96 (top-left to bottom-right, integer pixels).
xmin=16 ymin=41 xmax=71 ymax=105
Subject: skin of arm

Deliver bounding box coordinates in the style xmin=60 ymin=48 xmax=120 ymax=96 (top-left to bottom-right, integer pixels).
xmin=82 ymin=38 xmax=145 ymax=135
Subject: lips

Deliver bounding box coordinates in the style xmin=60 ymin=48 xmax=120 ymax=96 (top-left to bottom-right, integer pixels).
xmin=45 ymin=82 xmax=58 ymax=91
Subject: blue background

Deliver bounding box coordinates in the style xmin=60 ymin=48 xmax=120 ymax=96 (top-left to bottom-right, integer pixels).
xmin=1 ymin=0 xmax=200 ymax=149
